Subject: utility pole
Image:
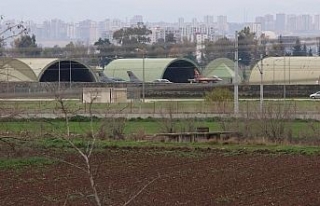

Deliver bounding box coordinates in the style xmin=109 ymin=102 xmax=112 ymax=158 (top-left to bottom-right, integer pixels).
xmin=58 ymin=59 xmax=61 ymax=93
xmin=234 ymin=31 xmax=239 ymax=115
xmin=142 ymin=51 xmax=145 ymax=103
xmin=69 ymin=59 xmax=72 ymax=89
xmin=283 ymin=56 xmax=286 ymax=99
xmin=259 ymin=54 xmax=264 ymax=113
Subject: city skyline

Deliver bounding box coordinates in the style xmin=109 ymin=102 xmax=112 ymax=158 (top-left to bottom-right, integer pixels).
xmin=2 ymin=0 xmax=320 ymax=23
xmin=2 ymin=11 xmax=320 ymax=48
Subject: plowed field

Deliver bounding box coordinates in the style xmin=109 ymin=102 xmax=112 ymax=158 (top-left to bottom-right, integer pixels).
xmin=1 ymin=148 xmax=320 ymax=206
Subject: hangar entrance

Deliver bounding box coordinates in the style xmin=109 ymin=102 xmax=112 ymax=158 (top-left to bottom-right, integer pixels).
xmin=39 ymin=60 xmax=96 ymax=82
xmin=162 ymin=60 xmax=196 ymax=83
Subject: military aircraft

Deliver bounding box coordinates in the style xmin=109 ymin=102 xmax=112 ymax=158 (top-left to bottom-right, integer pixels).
xmin=97 ymin=71 xmax=126 ymax=83
xmin=127 ymin=71 xmax=172 ymax=83
xmin=188 ymin=69 xmax=222 ymax=83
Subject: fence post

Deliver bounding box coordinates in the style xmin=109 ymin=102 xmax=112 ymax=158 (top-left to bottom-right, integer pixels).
xmin=246 ymin=101 xmax=249 ymax=119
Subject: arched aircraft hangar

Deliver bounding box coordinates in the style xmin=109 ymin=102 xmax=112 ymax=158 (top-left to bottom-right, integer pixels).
xmin=249 ymin=56 xmax=320 ymax=85
xmin=39 ymin=60 xmax=97 ymax=82
xmin=0 ymin=58 xmax=97 ymax=82
xmin=104 ymin=58 xmax=199 ymax=83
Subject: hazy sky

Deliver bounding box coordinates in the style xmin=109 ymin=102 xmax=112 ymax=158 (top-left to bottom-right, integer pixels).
xmin=1 ymin=0 xmax=320 ymax=23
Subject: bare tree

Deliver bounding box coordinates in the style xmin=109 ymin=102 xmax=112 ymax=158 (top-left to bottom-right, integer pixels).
xmin=52 ymin=87 xmax=138 ymax=205
xmin=53 ymin=87 xmax=102 ymax=205
xmin=0 ymin=16 xmax=28 ymax=57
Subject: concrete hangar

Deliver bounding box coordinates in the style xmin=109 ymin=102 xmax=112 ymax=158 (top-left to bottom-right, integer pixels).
xmin=0 ymin=58 xmax=97 ymax=82
xmin=249 ymin=57 xmax=320 ymax=85
xmin=104 ymin=58 xmax=198 ymax=83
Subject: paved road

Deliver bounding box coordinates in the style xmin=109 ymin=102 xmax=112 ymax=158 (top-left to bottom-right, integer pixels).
xmin=1 ymin=98 xmax=320 ymax=120
xmin=4 ymin=111 xmax=320 ymax=121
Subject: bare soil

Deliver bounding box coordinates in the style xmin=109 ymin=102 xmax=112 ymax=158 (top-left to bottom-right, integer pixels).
xmin=1 ymin=147 xmax=320 ymax=206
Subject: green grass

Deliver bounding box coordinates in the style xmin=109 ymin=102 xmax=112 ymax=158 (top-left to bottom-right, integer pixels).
xmin=0 ymin=157 xmax=55 ymax=169
xmin=0 ymin=118 xmax=320 ymax=139
xmin=124 ymin=121 xmax=161 ymax=134
xmin=2 ymin=98 xmax=320 ymax=114
xmin=27 ymin=138 xmax=320 ymax=156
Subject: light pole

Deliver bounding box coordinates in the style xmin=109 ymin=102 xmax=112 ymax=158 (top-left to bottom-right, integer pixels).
xmin=58 ymin=59 xmax=61 ymax=92
xmin=283 ymin=56 xmax=286 ymax=99
xmin=142 ymin=51 xmax=145 ymax=102
xmin=69 ymin=59 xmax=72 ymax=89
xmin=258 ymin=54 xmax=264 ymax=113
xmin=288 ymin=56 xmax=291 ymax=84
xmin=234 ymin=31 xmax=239 ymax=115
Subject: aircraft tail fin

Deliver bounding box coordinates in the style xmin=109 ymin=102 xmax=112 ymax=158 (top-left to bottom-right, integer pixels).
xmin=98 ymin=71 xmax=114 ymax=83
xmin=127 ymin=71 xmax=142 ymax=83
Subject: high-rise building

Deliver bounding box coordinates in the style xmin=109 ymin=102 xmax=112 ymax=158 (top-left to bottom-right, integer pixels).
xmin=66 ymin=23 xmax=76 ymax=40
xmin=98 ymin=19 xmax=111 ymax=33
xmin=275 ymin=13 xmax=286 ymax=33
xmin=255 ymin=16 xmax=266 ymax=31
xmin=78 ymin=20 xmax=98 ymax=45
xmin=297 ymin=15 xmax=312 ymax=31
xmin=287 ymin=15 xmax=297 ymax=32
xmin=204 ymin=15 xmax=214 ymax=26
xmin=111 ymin=19 xmax=124 ymax=30
xmin=217 ymin=15 xmax=228 ymax=35
xmin=192 ymin=18 xmax=198 ymax=27
xmin=151 ymin=27 xmax=165 ymax=43
xmin=130 ymin=15 xmax=143 ymax=26
xmin=178 ymin=17 xmax=184 ymax=28
xmin=264 ymin=14 xmax=275 ymax=31
xmin=314 ymin=15 xmax=320 ymax=31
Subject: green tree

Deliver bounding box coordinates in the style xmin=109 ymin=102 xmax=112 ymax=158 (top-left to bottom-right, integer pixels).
xmin=268 ymin=35 xmax=285 ymax=57
xmin=64 ymin=41 xmax=88 ymax=58
xmin=149 ymin=42 xmax=166 ymax=58
xmin=238 ymin=27 xmax=257 ymax=67
xmin=165 ymin=33 xmax=176 ymax=44
xmin=203 ymin=37 xmax=234 ymax=63
xmin=112 ymin=23 xmax=152 ymax=57
xmin=94 ymin=38 xmax=115 ymax=56
xmin=302 ymin=44 xmax=307 ymax=56
xmin=308 ymin=48 xmax=313 ymax=56
xmin=13 ymin=34 xmax=41 ymax=57
xmin=167 ymin=37 xmax=196 ymax=59
xmin=292 ymin=38 xmax=303 ymax=56
xmin=93 ymin=38 xmax=117 ymax=65
xmin=151 ymin=32 xmax=178 ymax=58
xmin=42 ymin=45 xmax=64 ymax=57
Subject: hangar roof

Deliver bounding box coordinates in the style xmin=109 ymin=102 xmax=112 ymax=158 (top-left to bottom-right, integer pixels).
xmin=206 ymin=63 xmax=235 ymax=78
xmin=17 ymin=58 xmax=60 ymax=81
xmin=0 ymin=57 xmax=39 ymax=81
xmin=202 ymin=58 xmax=241 ymax=84
xmin=104 ymin=58 xmax=198 ymax=83
xmin=0 ymin=58 xmax=97 ymax=82
xmin=203 ymin=58 xmax=235 ymax=77
xmin=249 ymin=57 xmax=320 ymax=85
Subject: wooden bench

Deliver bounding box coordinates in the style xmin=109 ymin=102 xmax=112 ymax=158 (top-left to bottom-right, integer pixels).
xmin=196 ymin=127 xmax=209 ymax=139
xmin=153 ymin=131 xmax=241 ymax=142
xmin=196 ymin=127 xmax=209 ymax=133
